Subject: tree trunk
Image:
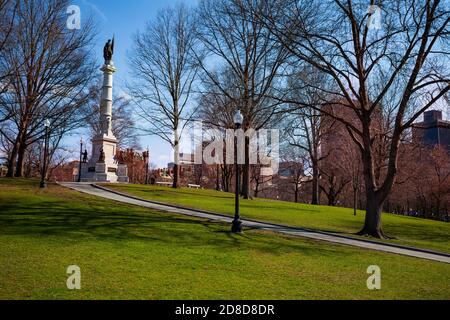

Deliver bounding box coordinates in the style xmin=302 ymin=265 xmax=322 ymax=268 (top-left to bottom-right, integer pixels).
xmin=215 ymin=165 xmax=220 ymax=191
xmin=327 ymin=193 xmax=336 ymax=206
xmin=222 ymin=165 xmax=232 ymax=192
xmin=254 ymin=179 xmax=259 ymax=198
xmin=253 ymin=177 xmax=261 ymax=198
xmin=172 ymin=135 xmax=179 ymax=188
xmin=221 ymin=166 xmax=227 ymax=192
xmin=357 ymin=190 xmax=385 ymax=238
xmin=241 ymin=136 xmax=250 ymax=199
xmin=15 ymin=140 xmax=27 ymax=177
xmin=311 ymin=162 xmax=319 ymax=205
xmin=172 ymin=163 xmax=179 ymax=188
xmin=358 ymin=185 xmax=363 ymax=210
xmin=353 ymin=187 xmax=357 ymax=216
xmin=6 ymin=139 xmax=19 ymax=177
xmin=357 ymin=122 xmax=390 ymax=239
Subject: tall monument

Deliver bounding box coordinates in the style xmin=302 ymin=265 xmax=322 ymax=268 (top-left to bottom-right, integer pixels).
xmin=81 ymin=38 xmax=128 ymax=183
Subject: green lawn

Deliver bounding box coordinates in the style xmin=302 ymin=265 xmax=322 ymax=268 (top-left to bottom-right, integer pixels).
xmin=103 ymin=184 xmax=450 ymax=254
xmin=0 ymin=178 xmax=449 ymax=300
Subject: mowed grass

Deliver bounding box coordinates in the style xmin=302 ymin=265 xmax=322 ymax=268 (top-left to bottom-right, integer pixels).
xmin=104 ymin=184 xmax=450 ymax=254
xmin=0 ymin=178 xmax=449 ymax=300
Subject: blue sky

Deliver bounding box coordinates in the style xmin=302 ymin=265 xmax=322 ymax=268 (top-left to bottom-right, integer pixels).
xmin=68 ymin=0 xmax=199 ymax=167
xmin=62 ymin=0 xmax=450 ymax=168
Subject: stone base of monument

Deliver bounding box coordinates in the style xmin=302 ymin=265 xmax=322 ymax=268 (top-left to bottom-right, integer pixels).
xmin=79 ymin=162 xmax=128 ymax=183
xmin=117 ymin=164 xmax=129 ymax=183
xmin=94 ymin=162 xmax=108 ymax=182
xmin=92 ymin=162 xmax=118 ymax=183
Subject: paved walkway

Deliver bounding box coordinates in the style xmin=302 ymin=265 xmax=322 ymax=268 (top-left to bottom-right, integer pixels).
xmin=59 ymin=182 xmax=450 ymax=264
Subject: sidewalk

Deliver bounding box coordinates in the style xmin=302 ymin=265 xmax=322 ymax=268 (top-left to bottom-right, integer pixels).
xmin=59 ymin=182 xmax=450 ymax=264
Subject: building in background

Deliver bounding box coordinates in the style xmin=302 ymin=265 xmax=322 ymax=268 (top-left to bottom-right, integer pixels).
xmin=412 ymin=110 xmax=450 ymax=151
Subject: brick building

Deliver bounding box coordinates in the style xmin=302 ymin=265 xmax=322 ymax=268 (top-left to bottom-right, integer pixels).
xmin=412 ymin=110 xmax=450 ymax=151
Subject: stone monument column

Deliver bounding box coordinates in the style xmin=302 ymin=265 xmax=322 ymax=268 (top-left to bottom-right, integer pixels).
xmin=91 ymin=59 xmax=118 ymax=182
xmin=100 ymin=62 xmax=115 ymax=137
xmin=81 ymin=37 xmax=129 ymax=183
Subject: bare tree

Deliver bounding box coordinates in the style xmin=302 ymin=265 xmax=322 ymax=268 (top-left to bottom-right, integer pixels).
xmin=0 ymin=0 xmax=15 ymax=52
xmin=259 ymin=0 xmax=450 ymax=238
xmin=278 ymin=146 xmax=306 ymax=203
xmin=339 ymin=139 xmax=364 ymax=215
xmin=285 ymin=111 xmax=323 ymax=204
xmin=0 ymin=0 xmax=18 ymax=123
xmin=319 ymin=104 xmax=364 ymax=211
xmin=250 ymin=164 xmax=271 ymax=198
xmin=320 ymin=164 xmax=351 ymax=206
xmin=283 ymin=66 xmax=336 ymax=204
xmin=129 ymin=3 xmax=199 ymax=188
xmin=197 ymin=74 xmax=238 ymax=193
xmin=404 ymin=145 xmax=450 ymax=220
xmin=1 ymin=0 xmax=97 ymax=177
xmin=196 ymin=0 xmax=289 ymax=199
xmin=86 ymin=80 xmax=139 ymax=149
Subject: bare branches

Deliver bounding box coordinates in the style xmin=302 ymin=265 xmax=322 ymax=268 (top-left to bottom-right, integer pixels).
xmin=254 ymin=0 xmax=450 ymax=237
xmin=129 ymin=4 xmax=198 ymax=145
xmin=0 ymin=0 xmax=18 ymax=122
xmin=129 ymin=3 xmax=199 ymax=187
xmin=1 ymin=0 xmax=97 ymax=177
xmin=85 ymin=79 xmax=140 ymax=149
xmin=196 ymin=0 xmax=289 ymax=131
xmin=195 ymin=0 xmax=290 ymax=198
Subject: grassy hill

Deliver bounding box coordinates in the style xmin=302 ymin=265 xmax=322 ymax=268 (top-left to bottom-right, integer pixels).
xmin=104 ymin=184 xmax=450 ymax=254
xmin=0 ymin=178 xmax=449 ymax=299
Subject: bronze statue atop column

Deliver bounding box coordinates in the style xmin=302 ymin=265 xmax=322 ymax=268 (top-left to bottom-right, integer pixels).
xmin=103 ymin=37 xmax=114 ymax=62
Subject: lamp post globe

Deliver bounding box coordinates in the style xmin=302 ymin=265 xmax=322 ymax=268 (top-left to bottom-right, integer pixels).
xmin=232 ymin=109 xmax=243 ymax=233
xmin=233 ymin=110 xmax=243 ymax=127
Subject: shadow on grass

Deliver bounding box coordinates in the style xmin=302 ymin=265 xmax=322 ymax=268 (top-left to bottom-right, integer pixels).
xmin=129 ymin=188 xmax=235 ymax=200
xmin=239 ymin=202 xmax=322 ymax=214
xmin=74 ymin=184 xmax=450 ymax=253
xmin=383 ymin=221 xmax=450 ymax=244
xmin=0 ymin=177 xmax=41 ymax=187
xmin=0 ymin=193 xmax=351 ymax=259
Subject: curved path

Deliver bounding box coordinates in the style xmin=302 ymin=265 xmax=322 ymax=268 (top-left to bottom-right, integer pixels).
xmin=59 ymin=182 xmax=450 ymax=264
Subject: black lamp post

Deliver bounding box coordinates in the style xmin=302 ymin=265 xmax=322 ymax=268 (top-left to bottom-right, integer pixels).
xmin=77 ymin=138 xmax=83 ymax=182
xmin=231 ymin=109 xmax=244 ymax=233
xmin=144 ymin=147 xmax=149 ymax=185
xmin=39 ymin=119 xmax=50 ymax=189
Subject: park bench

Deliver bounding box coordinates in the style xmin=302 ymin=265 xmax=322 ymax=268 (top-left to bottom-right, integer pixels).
xmin=156 ymin=182 xmax=172 ymax=187
xmin=187 ymin=184 xmax=201 ymax=189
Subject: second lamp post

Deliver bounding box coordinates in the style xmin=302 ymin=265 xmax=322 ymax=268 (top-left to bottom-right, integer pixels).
xmin=232 ymin=110 xmax=244 ymax=233
xmin=77 ymin=138 xmax=83 ymax=182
